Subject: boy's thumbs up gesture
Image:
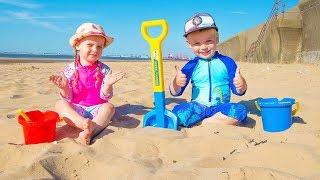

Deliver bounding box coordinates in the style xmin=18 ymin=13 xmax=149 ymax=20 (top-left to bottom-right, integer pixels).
xmin=174 ymin=65 xmax=187 ymax=87
xmin=233 ymin=67 xmax=247 ymax=94
xmin=170 ymin=65 xmax=187 ymax=95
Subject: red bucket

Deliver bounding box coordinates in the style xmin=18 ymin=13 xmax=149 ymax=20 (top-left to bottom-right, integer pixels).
xmin=18 ymin=110 xmax=59 ymax=144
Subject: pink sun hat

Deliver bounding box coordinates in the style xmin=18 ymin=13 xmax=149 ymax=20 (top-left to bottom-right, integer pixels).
xmin=69 ymin=22 xmax=114 ymax=48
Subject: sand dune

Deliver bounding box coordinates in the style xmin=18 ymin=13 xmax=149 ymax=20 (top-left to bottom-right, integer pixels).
xmin=0 ymin=60 xmax=319 ymax=179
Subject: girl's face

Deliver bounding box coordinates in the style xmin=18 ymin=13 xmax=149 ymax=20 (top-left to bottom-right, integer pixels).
xmin=76 ymin=36 xmax=105 ymax=65
xmin=186 ymin=28 xmax=218 ymax=59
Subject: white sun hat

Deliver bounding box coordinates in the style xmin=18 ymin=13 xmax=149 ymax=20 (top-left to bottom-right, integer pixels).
xmin=69 ymin=22 xmax=114 ymax=48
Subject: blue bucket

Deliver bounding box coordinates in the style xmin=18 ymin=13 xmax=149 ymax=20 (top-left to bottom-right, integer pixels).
xmin=256 ymin=98 xmax=300 ymax=132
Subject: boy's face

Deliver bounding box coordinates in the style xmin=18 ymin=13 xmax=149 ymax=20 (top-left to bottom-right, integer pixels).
xmin=186 ymin=28 xmax=218 ymax=59
xmin=76 ymin=35 xmax=105 ymax=65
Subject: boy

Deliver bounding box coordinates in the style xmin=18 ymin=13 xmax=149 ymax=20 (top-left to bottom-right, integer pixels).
xmin=169 ymin=12 xmax=247 ymax=127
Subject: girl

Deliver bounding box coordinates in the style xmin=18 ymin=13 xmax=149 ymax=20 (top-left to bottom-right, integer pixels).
xmin=50 ymin=23 xmax=125 ymax=145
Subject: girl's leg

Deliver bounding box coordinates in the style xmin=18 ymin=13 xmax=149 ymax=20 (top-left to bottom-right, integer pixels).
xmin=55 ymin=100 xmax=89 ymax=130
xmin=55 ymin=100 xmax=93 ymax=145
xmin=91 ymin=102 xmax=115 ymax=137
xmin=77 ymin=103 xmax=114 ymax=145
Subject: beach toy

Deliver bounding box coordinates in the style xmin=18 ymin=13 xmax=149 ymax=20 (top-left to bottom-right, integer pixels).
xmin=141 ymin=19 xmax=178 ymax=130
xmin=255 ymin=98 xmax=300 ymax=132
xmin=17 ymin=110 xmax=59 ymax=144
xmin=17 ymin=109 xmax=31 ymax=122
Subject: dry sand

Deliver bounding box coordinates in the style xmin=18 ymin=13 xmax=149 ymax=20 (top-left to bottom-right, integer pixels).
xmin=0 ymin=60 xmax=319 ymax=179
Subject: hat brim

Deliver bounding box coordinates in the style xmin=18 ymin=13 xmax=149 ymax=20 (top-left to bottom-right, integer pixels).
xmin=69 ymin=34 xmax=114 ymax=48
xmin=183 ymin=26 xmax=218 ymax=37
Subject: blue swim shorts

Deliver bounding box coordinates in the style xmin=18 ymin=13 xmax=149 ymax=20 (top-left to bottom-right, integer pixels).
xmin=172 ymin=101 xmax=247 ymax=127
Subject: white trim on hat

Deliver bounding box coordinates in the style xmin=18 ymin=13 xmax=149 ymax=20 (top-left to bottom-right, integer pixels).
xmin=198 ymin=16 xmax=214 ymax=28
xmin=184 ymin=13 xmax=217 ymax=37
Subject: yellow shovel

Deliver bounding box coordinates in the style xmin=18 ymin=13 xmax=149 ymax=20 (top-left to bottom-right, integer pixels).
xmin=141 ymin=19 xmax=178 ymax=130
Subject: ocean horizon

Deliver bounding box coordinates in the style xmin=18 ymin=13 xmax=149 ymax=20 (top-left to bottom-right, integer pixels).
xmin=0 ymin=52 xmax=152 ymax=61
xmin=0 ymin=53 xmax=190 ymax=62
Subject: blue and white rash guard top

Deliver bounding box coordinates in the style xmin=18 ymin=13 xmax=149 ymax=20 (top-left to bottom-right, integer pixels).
xmin=171 ymin=51 xmax=245 ymax=107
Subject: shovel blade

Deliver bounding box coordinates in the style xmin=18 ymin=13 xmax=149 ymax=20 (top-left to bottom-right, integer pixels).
xmin=143 ymin=109 xmax=178 ymax=130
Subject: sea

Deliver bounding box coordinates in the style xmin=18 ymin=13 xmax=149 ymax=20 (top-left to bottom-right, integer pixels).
xmin=0 ymin=53 xmax=151 ymax=62
xmin=0 ymin=52 xmax=190 ymax=62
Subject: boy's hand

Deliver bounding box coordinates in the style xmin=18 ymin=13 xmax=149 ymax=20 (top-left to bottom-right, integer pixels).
xmin=104 ymin=70 xmax=126 ymax=86
xmin=49 ymin=73 xmax=68 ymax=90
xmin=174 ymin=65 xmax=187 ymax=87
xmin=233 ymin=67 xmax=247 ymax=94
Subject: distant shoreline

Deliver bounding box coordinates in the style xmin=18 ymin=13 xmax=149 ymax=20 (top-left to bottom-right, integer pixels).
xmin=0 ymin=57 xmax=147 ymax=63
xmin=0 ymin=57 xmax=72 ymax=63
xmin=0 ymin=57 xmax=187 ymax=63
xmin=0 ymin=53 xmax=189 ymax=63
xmin=0 ymin=53 xmax=149 ymax=62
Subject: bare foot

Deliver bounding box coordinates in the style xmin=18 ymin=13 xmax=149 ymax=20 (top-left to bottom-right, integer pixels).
xmin=202 ymin=112 xmax=239 ymax=125
xmin=76 ymin=119 xmax=93 ymax=145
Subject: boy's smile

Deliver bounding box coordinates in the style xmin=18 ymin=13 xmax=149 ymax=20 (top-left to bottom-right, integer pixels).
xmin=186 ymin=28 xmax=218 ymax=59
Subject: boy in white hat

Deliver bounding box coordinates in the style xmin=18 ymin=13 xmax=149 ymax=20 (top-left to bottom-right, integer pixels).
xmin=170 ymin=13 xmax=248 ymax=127
xmin=50 ymin=23 xmax=126 ymax=145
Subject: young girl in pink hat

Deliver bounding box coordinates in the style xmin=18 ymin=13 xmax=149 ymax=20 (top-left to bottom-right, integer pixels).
xmin=50 ymin=22 xmax=126 ymax=145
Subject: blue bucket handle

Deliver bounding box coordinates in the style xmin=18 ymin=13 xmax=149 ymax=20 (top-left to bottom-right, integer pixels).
xmin=292 ymin=102 xmax=300 ymax=115
xmin=255 ymin=100 xmax=300 ymax=115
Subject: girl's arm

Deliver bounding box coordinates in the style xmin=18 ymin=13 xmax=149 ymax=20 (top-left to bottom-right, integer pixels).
xmin=59 ymin=85 xmax=71 ymax=99
xmin=101 ymin=84 xmax=113 ymax=99
xmin=101 ymin=70 xmax=126 ymax=100
xmin=49 ymin=73 xmax=72 ymax=100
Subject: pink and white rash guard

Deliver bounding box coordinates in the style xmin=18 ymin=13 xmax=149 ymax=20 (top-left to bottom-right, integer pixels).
xmin=63 ymin=61 xmax=111 ymax=107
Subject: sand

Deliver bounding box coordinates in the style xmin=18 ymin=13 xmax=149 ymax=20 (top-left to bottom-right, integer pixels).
xmin=0 ymin=60 xmax=319 ymax=179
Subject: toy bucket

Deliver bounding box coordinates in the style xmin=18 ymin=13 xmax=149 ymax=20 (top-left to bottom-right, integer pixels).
xmin=255 ymin=98 xmax=300 ymax=132
xmin=18 ymin=110 xmax=59 ymax=144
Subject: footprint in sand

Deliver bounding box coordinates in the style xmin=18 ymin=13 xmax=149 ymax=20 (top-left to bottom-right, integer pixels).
xmin=315 ymin=130 xmax=320 ymax=138
xmin=10 ymin=95 xmax=23 ymax=99
xmin=7 ymin=114 xmax=16 ymax=119
xmin=37 ymin=89 xmax=51 ymax=95
xmin=247 ymin=139 xmax=268 ymax=147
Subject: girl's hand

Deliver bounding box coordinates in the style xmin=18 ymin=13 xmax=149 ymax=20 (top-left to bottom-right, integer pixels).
xmin=233 ymin=67 xmax=247 ymax=94
xmin=49 ymin=73 xmax=68 ymax=90
xmin=104 ymin=70 xmax=126 ymax=86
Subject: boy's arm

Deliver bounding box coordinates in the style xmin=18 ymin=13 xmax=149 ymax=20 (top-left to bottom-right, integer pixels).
xmin=229 ymin=65 xmax=247 ymax=96
xmin=169 ymin=58 xmax=199 ymax=96
xmin=169 ymin=66 xmax=186 ymax=96
xmin=233 ymin=68 xmax=247 ymax=95
xmin=169 ymin=80 xmax=181 ymax=96
xmin=218 ymin=54 xmax=246 ymax=96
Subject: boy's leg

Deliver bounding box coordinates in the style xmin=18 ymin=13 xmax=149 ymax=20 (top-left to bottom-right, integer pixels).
xmin=55 ymin=99 xmax=89 ymax=130
xmin=203 ymin=112 xmax=239 ymax=125
xmin=202 ymin=103 xmax=247 ymax=125
xmin=173 ymin=101 xmax=207 ymax=127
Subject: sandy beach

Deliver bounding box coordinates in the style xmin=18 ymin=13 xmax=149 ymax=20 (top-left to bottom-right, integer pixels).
xmin=0 ymin=60 xmax=319 ymax=179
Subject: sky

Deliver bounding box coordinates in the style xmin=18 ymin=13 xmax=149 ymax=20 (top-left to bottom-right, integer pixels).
xmin=0 ymin=0 xmax=299 ymax=57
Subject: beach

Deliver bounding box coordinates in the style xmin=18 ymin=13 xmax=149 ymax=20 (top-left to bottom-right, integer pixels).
xmin=0 ymin=60 xmax=319 ymax=179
